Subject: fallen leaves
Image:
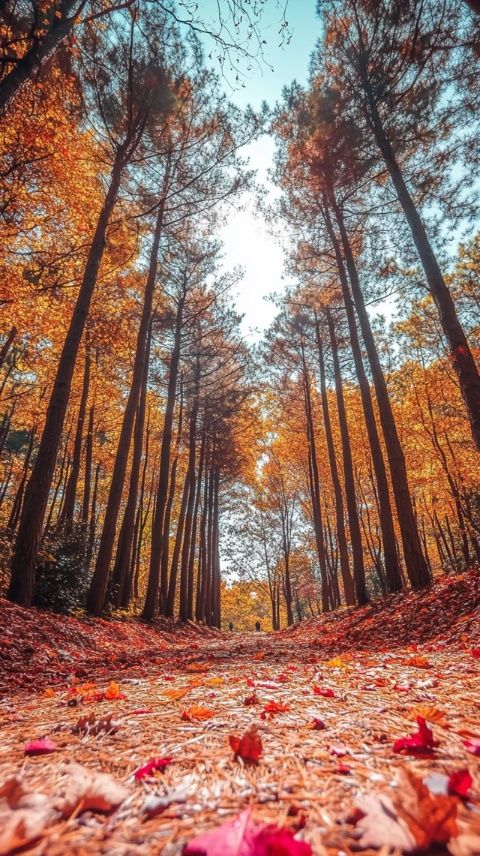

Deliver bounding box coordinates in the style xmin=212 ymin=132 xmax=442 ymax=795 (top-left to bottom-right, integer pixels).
xmin=0 ymin=778 xmax=58 ymax=856
xmin=313 ymin=686 xmax=335 ymax=698
xmin=60 ymin=763 xmax=129 ymax=816
xmin=182 ymin=706 xmax=215 ymax=722
xmin=73 ymin=712 xmax=118 ymax=736
xmin=448 ymin=770 xmax=473 ymax=799
xmin=184 ymin=809 xmax=312 ymax=856
xmin=393 ymin=716 xmax=438 ymax=756
xmin=103 ymin=680 xmax=126 ymax=701
xmin=260 ymin=700 xmax=289 ymax=718
xmin=0 ymin=764 xmax=130 ymax=854
xmin=463 ymin=737 xmax=480 ymax=756
xmin=1 ymin=584 xmax=480 ymax=855
xmin=24 ymin=738 xmax=57 ymax=755
xmin=229 ymin=726 xmax=263 ymax=764
xmin=134 ymin=757 xmax=172 ymax=780
xmin=406 ymin=704 xmax=447 ymax=726
xmin=162 ymin=687 xmax=189 ymax=701
xmin=356 ymin=768 xmax=458 ymax=852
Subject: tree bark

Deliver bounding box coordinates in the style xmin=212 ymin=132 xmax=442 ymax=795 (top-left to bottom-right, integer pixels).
xmin=9 ymin=149 xmax=124 ymax=606
xmin=110 ymin=325 xmax=151 ymax=607
xmin=143 ymin=293 xmax=185 ymax=620
xmin=195 ymin=450 xmax=210 ymax=622
xmin=7 ymin=427 xmax=36 ymax=534
xmin=327 ymin=309 xmax=368 ymax=605
xmin=331 ymin=199 xmax=431 ymax=589
xmin=88 ymin=206 xmax=164 ymax=615
xmin=302 ymin=358 xmax=334 ymax=611
xmin=362 ymin=75 xmax=480 ymax=451
xmin=159 ymin=391 xmax=183 ymax=610
xmin=0 ymin=0 xmax=80 ymax=115
xmin=165 ymin=469 xmax=190 ymax=617
xmin=0 ymin=326 xmax=17 ymax=369
xmin=59 ymin=342 xmax=91 ymax=530
xmin=179 ymin=363 xmax=201 ymax=621
xmin=81 ymin=404 xmax=94 ymax=529
xmin=322 ymin=204 xmax=403 ymax=593
xmin=86 ymin=463 xmax=100 ymax=570
xmin=315 ymin=327 xmax=356 ymax=605
xmin=187 ymin=431 xmax=205 ymax=620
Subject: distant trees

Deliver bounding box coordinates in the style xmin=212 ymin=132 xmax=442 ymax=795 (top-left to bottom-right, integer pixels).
xmin=1 ymin=0 xmax=479 ymax=625
xmin=0 ymin=1 xmax=259 ymax=618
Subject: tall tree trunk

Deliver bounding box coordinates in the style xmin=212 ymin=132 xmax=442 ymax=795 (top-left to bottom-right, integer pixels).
xmin=362 ymin=75 xmax=480 ymax=450
xmin=195 ymin=452 xmax=210 ymax=622
xmin=331 ymin=198 xmax=430 ymax=590
xmin=86 ymin=463 xmax=100 ymax=570
xmin=9 ymin=149 xmax=124 ymax=606
xmin=59 ymin=342 xmax=91 ymax=530
xmin=179 ymin=362 xmax=200 ymax=621
xmin=43 ymin=422 xmax=72 ymax=536
xmin=56 ymin=455 xmax=72 ymax=525
xmin=0 ymin=405 xmax=14 ymax=457
xmin=327 ymin=309 xmax=368 ymax=605
xmin=283 ymin=551 xmax=294 ymax=626
xmin=204 ymin=462 xmax=215 ymax=626
xmin=159 ymin=381 xmax=183 ymax=609
xmin=322 ymin=205 xmax=403 ymax=593
xmin=110 ymin=326 xmax=151 ymax=607
xmin=121 ymin=426 xmax=150 ymax=607
xmin=165 ymin=469 xmax=190 ymax=618
xmin=0 ymin=326 xmax=17 ymax=370
xmin=88 ymin=207 xmax=164 ymax=615
xmin=143 ymin=294 xmax=185 ymax=620
xmin=187 ymin=432 xmax=205 ymax=620
xmin=7 ymin=427 xmax=36 ymax=534
xmin=81 ymin=404 xmax=94 ymax=529
xmin=315 ymin=327 xmax=356 ymax=604
xmin=302 ymin=352 xmax=333 ymax=611
xmin=211 ymin=467 xmax=221 ymax=629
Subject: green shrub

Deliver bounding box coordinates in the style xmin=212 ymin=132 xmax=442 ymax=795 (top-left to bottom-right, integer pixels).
xmin=33 ymin=525 xmax=91 ymax=614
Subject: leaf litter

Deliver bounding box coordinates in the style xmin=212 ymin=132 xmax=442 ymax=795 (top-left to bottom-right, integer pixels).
xmin=0 ymin=572 xmax=480 ymax=853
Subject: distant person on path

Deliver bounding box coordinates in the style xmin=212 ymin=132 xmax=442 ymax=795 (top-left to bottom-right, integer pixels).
xmin=255 ymin=621 xmax=261 ymax=632
xmin=229 ymin=621 xmax=234 ymax=631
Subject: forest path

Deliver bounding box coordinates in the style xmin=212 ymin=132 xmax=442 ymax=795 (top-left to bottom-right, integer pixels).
xmin=1 ymin=628 xmax=480 ymax=854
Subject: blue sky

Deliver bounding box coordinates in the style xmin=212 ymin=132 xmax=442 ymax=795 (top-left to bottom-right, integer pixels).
xmin=202 ymin=0 xmax=320 ymax=339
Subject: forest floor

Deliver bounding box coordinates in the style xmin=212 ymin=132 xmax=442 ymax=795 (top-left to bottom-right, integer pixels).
xmin=1 ymin=570 xmax=480 ymax=855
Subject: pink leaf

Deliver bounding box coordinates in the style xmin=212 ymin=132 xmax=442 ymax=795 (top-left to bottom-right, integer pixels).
xmin=24 ymin=739 xmax=57 ymax=756
xmin=464 ymin=737 xmax=480 ymax=756
xmin=184 ymin=808 xmax=312 ymax=856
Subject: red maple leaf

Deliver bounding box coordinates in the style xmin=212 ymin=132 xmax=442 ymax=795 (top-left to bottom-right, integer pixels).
xmin=134 ymin=757 xmax=172 ymax=779
xmin=393 ymin=716 xmax=438 ymax=756
xmin=229 ymin=726 xmax=263 ymax=764
xmin=260 ymin=700 xmax=289 ymax=719
xmin=447 ymin=769 xmax=472 ymax=799
xmin=313 ymin=686 xmax=335 ymax=698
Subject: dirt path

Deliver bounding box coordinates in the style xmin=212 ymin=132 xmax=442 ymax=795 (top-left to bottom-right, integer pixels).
xmin=1 ymin=630 xmax=480 ymax=855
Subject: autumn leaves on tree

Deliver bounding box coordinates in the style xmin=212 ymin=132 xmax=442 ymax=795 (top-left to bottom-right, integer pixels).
xmin=0 ymin=0 xmax=480 ymax=631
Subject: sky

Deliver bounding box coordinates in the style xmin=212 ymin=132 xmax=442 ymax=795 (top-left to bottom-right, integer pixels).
xmin=201 ymin=1 xmax=321 ymax=341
